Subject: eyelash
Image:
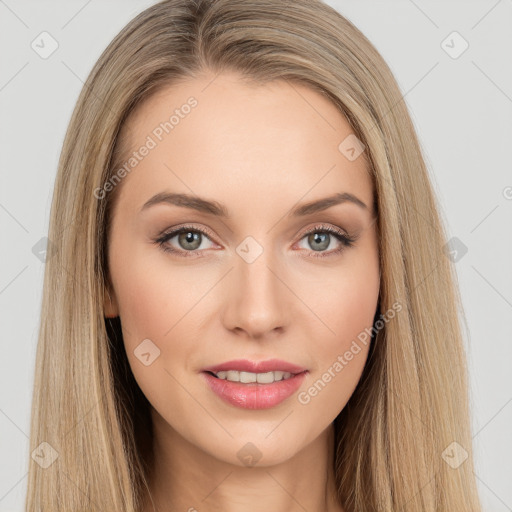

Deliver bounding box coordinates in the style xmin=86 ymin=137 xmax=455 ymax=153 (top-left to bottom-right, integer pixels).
xmin=153 ymin=223 xmax=358 ymax=259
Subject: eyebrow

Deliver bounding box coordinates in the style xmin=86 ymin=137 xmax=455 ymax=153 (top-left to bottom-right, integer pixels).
xmin=140 ymin=191 xmax=368 ymax=217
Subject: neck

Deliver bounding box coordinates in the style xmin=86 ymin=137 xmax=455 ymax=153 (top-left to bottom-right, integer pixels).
xmin=141 ymin=410 xmax=343 ymax=512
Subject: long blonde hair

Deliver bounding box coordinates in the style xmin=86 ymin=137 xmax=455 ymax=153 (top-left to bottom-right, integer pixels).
xmin=26 ymin=0 xmax=482 ymax=510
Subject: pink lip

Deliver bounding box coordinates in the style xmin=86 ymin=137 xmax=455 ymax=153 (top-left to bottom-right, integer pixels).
xmin=201 ymin=371 xmax=307 ymax=410
xmin=202 ymin=358 xmax=307 ymax=374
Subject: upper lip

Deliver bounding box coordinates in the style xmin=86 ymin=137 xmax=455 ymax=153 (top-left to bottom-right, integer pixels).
xmin=202 ymin=358 xmax=307 ymax=375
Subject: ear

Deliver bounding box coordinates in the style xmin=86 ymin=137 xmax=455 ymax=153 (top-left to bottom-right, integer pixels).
xmin=103 ymin=283 xmax=119 ymax=318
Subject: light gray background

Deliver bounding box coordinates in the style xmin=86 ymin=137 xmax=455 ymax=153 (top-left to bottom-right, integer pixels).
xmin=1 ymin=0 xmax=511 ymax=510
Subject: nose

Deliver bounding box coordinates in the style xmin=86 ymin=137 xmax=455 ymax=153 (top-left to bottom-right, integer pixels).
xmin=220 ymin=247 xmax=289 ymax=339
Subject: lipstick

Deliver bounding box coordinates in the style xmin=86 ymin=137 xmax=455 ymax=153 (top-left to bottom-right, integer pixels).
xmin=201 ymin=359 xmax=308 ymax=410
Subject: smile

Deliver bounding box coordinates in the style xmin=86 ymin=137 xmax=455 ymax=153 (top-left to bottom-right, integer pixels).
xmin=210 ymin=370 xmax=297 ymax=384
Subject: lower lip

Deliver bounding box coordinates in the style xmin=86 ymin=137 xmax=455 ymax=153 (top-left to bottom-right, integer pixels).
xmin=201 ymin=371 xmax=307 ymax=410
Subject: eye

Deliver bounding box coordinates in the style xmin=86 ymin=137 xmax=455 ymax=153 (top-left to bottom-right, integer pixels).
xmin=154 ymin=225 xmax=217 ymax=258
xmin=294 ymin=223 xmax=358 ymax=259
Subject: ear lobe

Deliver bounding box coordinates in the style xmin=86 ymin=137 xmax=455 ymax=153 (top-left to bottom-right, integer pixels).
xmin=103 ymin=285 xmax=119 ymax=318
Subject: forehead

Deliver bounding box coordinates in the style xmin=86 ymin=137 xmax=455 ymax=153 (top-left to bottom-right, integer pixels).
xmin=113 ymin=71 xmax=374 ymax=217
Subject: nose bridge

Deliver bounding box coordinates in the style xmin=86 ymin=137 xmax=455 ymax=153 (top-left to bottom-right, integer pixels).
xmin=222 ymin=236 xmax=287 ymax=336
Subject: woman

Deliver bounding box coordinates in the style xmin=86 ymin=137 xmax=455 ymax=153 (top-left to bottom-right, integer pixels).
xmin=26 ymin=0 xmax=482 ymax=511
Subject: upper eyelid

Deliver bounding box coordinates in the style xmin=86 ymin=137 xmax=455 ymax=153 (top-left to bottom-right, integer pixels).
xmin=159 ymin=224 xmax=217 ymax=242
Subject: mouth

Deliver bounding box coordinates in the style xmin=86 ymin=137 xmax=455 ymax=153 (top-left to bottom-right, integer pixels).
xmin=204 ymin=369 xmax=303 ymax=384
xmin=200 ymin=361 xmax=309 ymax=409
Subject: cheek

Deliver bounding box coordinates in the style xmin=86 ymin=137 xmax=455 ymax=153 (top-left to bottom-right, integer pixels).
xmin=108 ymin=247 xmax=198 ymax=414
xmin=296 ymin=253 xmax=379 ymax=417
xmin=110 ymin=239 xmax=204 ymax=342
xmin=329 ymin=273 xmax=378 ymax=350
xmin=109 ymin=242 xmax=212 ymax=385
xmin=112 ymin=266 xmax=167 ymax=342
xmin=304 ymin=255 xmax=379 ymax=357
xmin=296 ymin=288 xmax=375 ymax=428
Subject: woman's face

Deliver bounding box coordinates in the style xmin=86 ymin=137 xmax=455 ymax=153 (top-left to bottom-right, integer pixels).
xmin=104 ymin=70 xmax=380 ymax=467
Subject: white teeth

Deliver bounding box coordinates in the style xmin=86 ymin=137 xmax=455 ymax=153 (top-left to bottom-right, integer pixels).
xmin=257 ymin=371 xmax=277 ymax=384
xmin=226 ymin=370 xmax=240 ymax=382
xmin=214 ymin=370 xmax=294 ymax=383
xmin=240 ymin=371 xmax=256 ymax=383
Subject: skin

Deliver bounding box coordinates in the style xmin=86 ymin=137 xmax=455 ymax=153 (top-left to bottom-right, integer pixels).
xmin=104 ymin=70 xmax=380 ymax=512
